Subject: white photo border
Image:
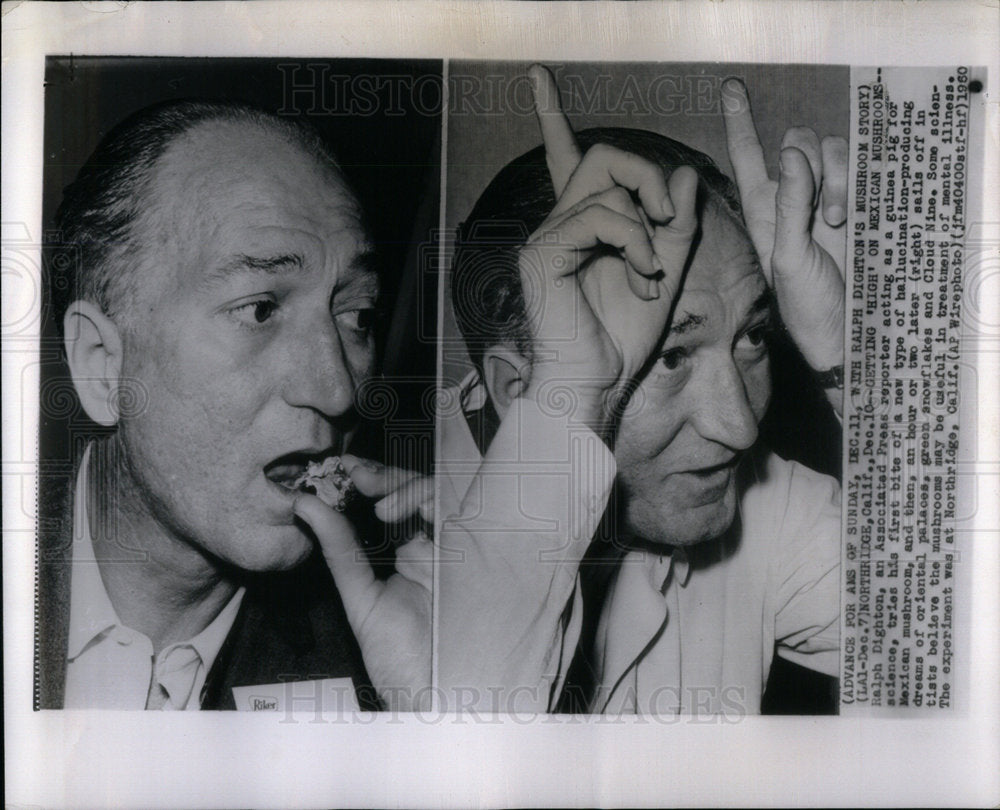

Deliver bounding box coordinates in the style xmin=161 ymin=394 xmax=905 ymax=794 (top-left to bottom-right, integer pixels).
xmin=3 ymin=2 xmax=998 ymax=807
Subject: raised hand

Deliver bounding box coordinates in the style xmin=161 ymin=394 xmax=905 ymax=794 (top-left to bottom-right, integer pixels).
xmin=722 ymin=77 xmax=847 ymax=400
xmin=521 ymin=64 xmax=699 ymax=435
xmin=292 ymin=455 xmax=432 ymax=711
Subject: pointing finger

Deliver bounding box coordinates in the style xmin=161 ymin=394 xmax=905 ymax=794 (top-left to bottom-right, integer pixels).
xmin=722 ymin=78 xmax=770 ymax=198
xmin=529 ymin=63 xmax=582 ymax=198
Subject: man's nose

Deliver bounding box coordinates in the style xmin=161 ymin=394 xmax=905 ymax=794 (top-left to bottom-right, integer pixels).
xmin=283 ymin=322 xmax=359 ymax=418
xmin=692 ymin=360 xmax=759 ymax=451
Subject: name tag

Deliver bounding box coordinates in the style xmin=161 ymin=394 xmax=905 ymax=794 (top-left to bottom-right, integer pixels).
xmin=231 ymin=678 xmax=360 ymax=714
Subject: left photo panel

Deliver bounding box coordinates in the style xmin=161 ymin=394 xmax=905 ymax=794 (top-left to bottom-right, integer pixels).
xmin=36 ymin=57 xmax=442 ymax=712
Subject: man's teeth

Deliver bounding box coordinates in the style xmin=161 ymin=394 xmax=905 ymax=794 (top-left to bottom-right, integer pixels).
xmin=265 ymin=463 xmax=307 ymax=489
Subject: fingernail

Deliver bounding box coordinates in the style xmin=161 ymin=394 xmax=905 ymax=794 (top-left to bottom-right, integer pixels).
xmin=647 ymin=278 xmax=659 ymax=300
xmin=661 ymin=195 xmax=675 ymax=220
xmin=826 ymin=204 xmax=846 ymax=223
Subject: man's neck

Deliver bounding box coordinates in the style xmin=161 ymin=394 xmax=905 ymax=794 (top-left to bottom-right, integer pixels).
xmin=85 ymin=437 xmax=239 ymax=653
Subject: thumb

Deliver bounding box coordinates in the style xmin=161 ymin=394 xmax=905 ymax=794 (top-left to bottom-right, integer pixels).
xmin=294 ymin=493 xmax=382 ymax=631
xmin=772 ymin=146 xmax=816 ymax=281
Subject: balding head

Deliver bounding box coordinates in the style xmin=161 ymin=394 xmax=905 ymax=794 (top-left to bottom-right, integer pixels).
xmin=56 ymin=99 xmax=378 ymax=573
xmin=50 ymin=100 xmax=347 ymax=332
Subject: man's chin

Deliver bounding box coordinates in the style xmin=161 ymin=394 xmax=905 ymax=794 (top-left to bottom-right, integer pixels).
xmin=220 ymin=523 xmax=316 ymax=573
xmin=625 ymin=487 xmax=738 ymax=549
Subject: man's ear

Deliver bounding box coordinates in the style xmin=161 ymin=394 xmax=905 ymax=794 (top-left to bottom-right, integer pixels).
xmin=63 ymin=300 xmax=124 ymax=427
xmin=482 ymin=344 xmax=530 ymax=420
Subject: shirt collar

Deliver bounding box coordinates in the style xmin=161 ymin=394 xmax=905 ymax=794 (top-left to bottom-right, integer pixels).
xmin=66 ymin=442 xmax=246 ymax=670
xmin=180 ymin=581 xmax=245 ymax=672
xmin=457 ymin=369 xmax=487 ymax=413
xmin=644 ymin=545 xmax=692 ymax=593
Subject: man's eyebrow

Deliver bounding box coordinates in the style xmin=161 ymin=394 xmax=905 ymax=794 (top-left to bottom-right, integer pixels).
xmin=210 ymin=253 xmax=305 ymax=279
xmin=743 ymin=291 xmax=773 ymax=321
xmin=668 ymin=312 xmax=707 ymax=336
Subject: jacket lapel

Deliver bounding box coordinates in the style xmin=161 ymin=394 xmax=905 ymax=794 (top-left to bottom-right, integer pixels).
xmin=201 ymin=553 xmax=379 ymax=711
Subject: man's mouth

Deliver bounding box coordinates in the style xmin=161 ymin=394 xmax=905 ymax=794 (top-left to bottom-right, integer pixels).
xmin=263 ymin=451 xmax=336 ymax=491
xmin=688 ymin=456 xmax=741 ymax=478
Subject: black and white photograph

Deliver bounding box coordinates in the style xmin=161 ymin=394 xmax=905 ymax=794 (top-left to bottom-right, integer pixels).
xmin=35 ymin=56 xmax=441 ymax=713
xmin=3 ymin=2 xmax=997 ymax=808
xmin=437 ymin=61 xmax=847 ymax=716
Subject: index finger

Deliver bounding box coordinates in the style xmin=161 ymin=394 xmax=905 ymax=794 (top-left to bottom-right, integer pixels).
xmin=529 ymin=63 xmax=582 ymax=197
xmin=721 ymin=78 xmax=771 ymax=196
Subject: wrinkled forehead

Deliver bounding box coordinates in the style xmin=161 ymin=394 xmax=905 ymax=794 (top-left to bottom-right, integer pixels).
xmin=135 ymin=119 xmax=370 ymax=287
xmin=151 ymin=118 xmax=364 ymax=238
xmin=675 ymin=201 xmax=766 ymax=306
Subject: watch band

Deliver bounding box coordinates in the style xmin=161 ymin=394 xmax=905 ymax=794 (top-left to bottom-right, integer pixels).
xmin=814 ymin=364 xmax=844 ymax=389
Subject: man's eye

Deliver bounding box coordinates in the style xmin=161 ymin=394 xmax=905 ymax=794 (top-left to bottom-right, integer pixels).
xmin=658 ymin=347 xmax=687 ymax=371
xmin=745 ymin=323 xmax=767 ymax=346
xmin=335 ymin=307 xmax=377 ymax=334
xmin=229 ymin=298 xmax=278 ymax=327
xmin=736 ymin=322 xmax=770 ymax=353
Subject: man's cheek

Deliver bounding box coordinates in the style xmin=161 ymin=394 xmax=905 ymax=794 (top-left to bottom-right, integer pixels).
xmin=748 ymin=360 xmax=771 ymax=421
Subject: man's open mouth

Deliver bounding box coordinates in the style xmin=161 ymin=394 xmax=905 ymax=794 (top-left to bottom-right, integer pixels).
xmin=263 ymin=451 xmax=334 ymax=491
xmin=264 ymin=451 xmax=357 ymax=511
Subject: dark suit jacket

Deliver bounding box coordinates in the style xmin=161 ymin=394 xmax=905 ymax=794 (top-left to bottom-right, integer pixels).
xmin=34 ymin=458 xmax=379 ymax=711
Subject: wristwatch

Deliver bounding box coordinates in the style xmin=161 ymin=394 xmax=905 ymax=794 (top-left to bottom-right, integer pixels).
xmin=814 ymin=364 xmax=844 ymax=389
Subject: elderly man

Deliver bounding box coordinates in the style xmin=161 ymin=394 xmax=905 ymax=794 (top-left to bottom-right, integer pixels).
xmin=436 ymin=67 xmax=847 ymax=715
xmin=36 ymin=100 xmax=432 ymax=711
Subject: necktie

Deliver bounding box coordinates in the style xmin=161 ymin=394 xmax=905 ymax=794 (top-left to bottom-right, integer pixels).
xmin=145 ymin=644 xmax=201 ymax=710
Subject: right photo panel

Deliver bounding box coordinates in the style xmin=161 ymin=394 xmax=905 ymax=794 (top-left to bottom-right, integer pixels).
xmin=435 ymin=61 xmax=976 ymax=718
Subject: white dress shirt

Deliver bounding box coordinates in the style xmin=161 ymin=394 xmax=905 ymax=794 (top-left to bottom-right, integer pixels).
xmin=64 ymin=444 xmax=246 ymax=710
xmin=593 ymin=451 xmax=841 ymax=716
xmin=437 ymin=373 xmax=841 ymax=715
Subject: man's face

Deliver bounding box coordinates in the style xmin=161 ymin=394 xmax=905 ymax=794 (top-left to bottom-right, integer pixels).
xmin=614 ymin=202 xmax=771 ymax=548
xmin=115 ymin=119 xmax=378 ymax=572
